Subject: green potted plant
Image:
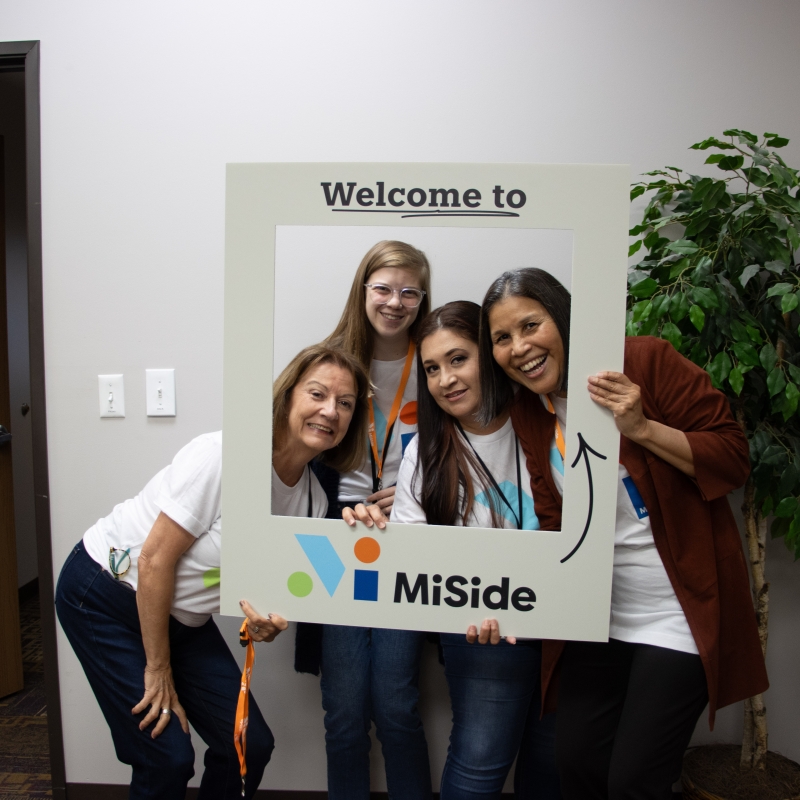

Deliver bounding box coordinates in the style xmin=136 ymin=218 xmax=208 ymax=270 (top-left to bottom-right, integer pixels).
xmin=627 ymin=130 xmax=800 ymax=799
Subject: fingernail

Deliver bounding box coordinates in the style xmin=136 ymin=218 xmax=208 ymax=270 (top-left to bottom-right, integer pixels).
xmin=239 ymin=600 xmax=244 ymax=606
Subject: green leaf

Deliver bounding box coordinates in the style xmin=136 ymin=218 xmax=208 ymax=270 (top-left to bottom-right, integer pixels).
xmin=787 ymin=363 xmax=800 ymax=384
xmin=729 ymin=366 xmax=744 ymax=396
xmin=702 ymin=181 xmax=728 ymax=212
xmin=767 ymin=282 xmax=793 ymax=297
xmin=730 ymin=320 xmax=750 ymax=342
xmin=630 ymin=185 xmax=646 ymax=200
xmin=670 ymin=292 xmax=690 ymax=322
xmin=689 ymin=342 xmax=706 ymax=366
xmin=747 ymin=325 xmax=763 ymax=344
xmin=632 ymin=300 xmax=653 ymax=323
xmin=661 ymin=322 xmax=683 ymax=351
xmin=629 ymin=277 xmax=659 ymax=298
xmin=723 ymin=128 xmax=757 ymax=144
xmin=706 ymin=351 xmax=732 ymax=389
xmin=625 ymin=319 xmax=638 ymax=337
xmin=665 ymin=239 xmax=700 ymax=255
xmin=761 ymin=444 xmax=786 ymax=466
xmin=718 ymin=155 xmax=744 ymax=171
xmin=669 ymin=258 xmax=690 ymax=279
xmin=690 ymin=303 xmax=706 ymax=332
xmin=767 ymin=136 xmax=790 ymax=148
xmin=705 ymin=154 xmax=725 ymax=164
xmin=644 ymin=230 xmax=668 ymax=250
xmin=783 ymin=382 xmax=800 ymax=420
xmin=760 ymin=343 xmax=778 ymax=373
xmin=733 ymin=341 xmax=760 ymax=367
xmin=684 ymin=216 xmax=711 ymax=237
xmin=771 ymin=164 xmax=795 ymax=186
xmin=691 ymin=286 xmax=719 ymax=310
xmin=768 ymin=367 xmax=787 ymax=397
xmin=775 ymin=496 xmax=799 ymax=518
xmin=628 ymin=240 xmax=643 ymax=257
xmin=771 ymin=516 xmax=790 ymax=539
xmin=743 ymin=167 xmax=769 ymax=187
xmin=739 ymin=264 xmax=761 ymax=288
xmin=651 ymin=294 xmax=671 ymax=319
xmin=691 ymin=137 xmax=735 ymax=151
xmin=782 ymin=293 xmax=799 ymax=314
xmin=691 ymin=177 xmax=715 ymax=202
xmin=764 ymin=260 xmax=787 ymax=276
xmin=787 ymin=227 xmax=800 ymax=252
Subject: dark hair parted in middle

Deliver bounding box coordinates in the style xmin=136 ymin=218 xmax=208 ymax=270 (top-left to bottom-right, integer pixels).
xmin=478 ymin=268 xmax=572 ymax=425
xmin=414 ymin=301 xmax=504 ymax=527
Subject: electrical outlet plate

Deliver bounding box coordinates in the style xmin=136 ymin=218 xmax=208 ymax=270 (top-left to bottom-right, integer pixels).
xmin=146 ymin=369 xmax=176 ymax=416
xmin=99 ymin=374 xmax=125 ymax=418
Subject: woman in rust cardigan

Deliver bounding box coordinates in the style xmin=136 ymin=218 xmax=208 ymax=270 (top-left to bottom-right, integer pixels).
xmin=478 ymin=268 xmax=768 ymax=800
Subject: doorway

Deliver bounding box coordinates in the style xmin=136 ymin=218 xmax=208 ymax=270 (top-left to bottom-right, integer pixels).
xmin=0 ymin=41 xmax=66 ymax=800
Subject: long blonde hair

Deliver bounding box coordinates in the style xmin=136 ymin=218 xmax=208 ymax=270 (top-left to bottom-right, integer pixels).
xmin=272 ymin=344 xmax=370 ymax=473
xmin=325 ymin=240 xmax=432 ymax=369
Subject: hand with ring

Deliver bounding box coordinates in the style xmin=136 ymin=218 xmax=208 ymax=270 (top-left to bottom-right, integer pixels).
xmin=239 ymin=599 xmax=288 ymax=643
xmin=132 ymin=664 xmax=189 ymax=739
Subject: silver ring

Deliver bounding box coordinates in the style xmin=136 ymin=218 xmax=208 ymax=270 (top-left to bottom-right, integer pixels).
xmin=160 ymin=707 xmax=170 ymax=715
xmin=252 ymin=626 xmax=260 ymax=634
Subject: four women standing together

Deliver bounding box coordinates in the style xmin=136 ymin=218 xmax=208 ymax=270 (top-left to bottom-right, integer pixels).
xmin=57 ymin=240 xmax=767 ymax=800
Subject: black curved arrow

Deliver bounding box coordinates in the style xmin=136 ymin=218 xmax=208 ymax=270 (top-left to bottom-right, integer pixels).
xmin=561 ymin=432 xmax=607 ymax=564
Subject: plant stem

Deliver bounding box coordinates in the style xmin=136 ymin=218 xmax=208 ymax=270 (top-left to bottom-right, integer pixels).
xmin=738 ymin=458 xmax=769 ymax=771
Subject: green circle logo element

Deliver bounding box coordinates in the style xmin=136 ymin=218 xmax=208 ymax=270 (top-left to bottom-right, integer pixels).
xmin=287 ymin=571 xmax=313 ymax=597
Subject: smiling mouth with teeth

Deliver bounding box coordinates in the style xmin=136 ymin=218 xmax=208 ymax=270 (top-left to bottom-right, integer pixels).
xmin=380 ymin=311 xmax=404 ymax=321
xmin=520 ymin=354 xmax=547 ymax=375
xmin=308 ymin=423 xmax=333 ymax=434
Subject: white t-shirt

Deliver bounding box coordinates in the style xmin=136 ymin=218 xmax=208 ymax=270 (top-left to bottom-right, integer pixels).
xmin=338 ymin=356 xmax=418 ymax=502
xmin=545 ymin=395 xmax=698 ymax=655
xmin=83 ymin=432 xmax=326 ymax=626
xmin=391 ymin=418 xmax=540 ymax=530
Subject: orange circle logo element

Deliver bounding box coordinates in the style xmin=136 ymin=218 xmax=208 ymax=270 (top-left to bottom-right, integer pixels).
xmin=399 ymin=401 xmax=418 ymax=425
xmin=354 ymin=537 xmax=381 ymax=564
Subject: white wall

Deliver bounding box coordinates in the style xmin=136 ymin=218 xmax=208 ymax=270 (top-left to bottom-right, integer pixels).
xmin=1 ymin=0 xmax=799 ymax=789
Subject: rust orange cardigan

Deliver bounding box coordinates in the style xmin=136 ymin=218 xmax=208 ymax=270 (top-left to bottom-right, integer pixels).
xmin=510 ymin=336 xmax=768 ymax=728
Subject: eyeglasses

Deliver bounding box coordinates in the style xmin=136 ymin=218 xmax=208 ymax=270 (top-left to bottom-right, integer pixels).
xmin=364 ymin=283 xmax=426 ymax=309
xmin=109 ymin=547 xmax=131 ymax=580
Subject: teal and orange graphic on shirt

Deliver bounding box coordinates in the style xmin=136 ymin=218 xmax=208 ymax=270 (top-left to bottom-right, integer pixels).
xmin=288 ymin=534 xmax=381 ymax=601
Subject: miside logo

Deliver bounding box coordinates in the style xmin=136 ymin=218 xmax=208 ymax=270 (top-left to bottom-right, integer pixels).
xmin=288 ymin=535 xmax=381 ymax=601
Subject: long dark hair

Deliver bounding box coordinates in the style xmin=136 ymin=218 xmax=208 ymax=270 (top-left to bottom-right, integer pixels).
xmin=478 ymin=268 xmax=571 ymax=425
xmin=414 ymin=301 xmax=504 ymax=527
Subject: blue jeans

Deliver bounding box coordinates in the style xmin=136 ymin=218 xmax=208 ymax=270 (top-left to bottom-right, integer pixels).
xmin=439 ymin=635 xmax=560 ymax=800
xmin=319 ymin=624 xmax=432 ymax=800
xmin=55 ymin=542 xmax=274 ymax=800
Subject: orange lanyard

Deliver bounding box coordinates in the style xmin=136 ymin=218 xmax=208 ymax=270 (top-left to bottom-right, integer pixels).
xmin=235 ymin=620 xmax=255 ymax=797
xmin=368 ymin=341 xmax=415 ymax=488
xmin=545 ymin=394 xmax=566 ymax=462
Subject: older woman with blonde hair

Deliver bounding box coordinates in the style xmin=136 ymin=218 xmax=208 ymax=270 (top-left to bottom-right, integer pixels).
xmin=56 ymin=343 xmax=368 ymax=800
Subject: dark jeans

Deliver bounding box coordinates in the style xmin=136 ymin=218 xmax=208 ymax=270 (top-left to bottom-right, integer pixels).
xmin=320 ymin=624 xmax=432 ymax=800
xmin=439 ymin=636 xmax=560 ymax=800
xmin=55 ymin=542 xmax=274 ymax=800
xmin=556 ymin=639 xmax=708 ymax=800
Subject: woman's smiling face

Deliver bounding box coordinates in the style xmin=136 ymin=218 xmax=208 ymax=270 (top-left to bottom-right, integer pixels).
xmin=420 ymin=328 xmax=482 ymax=431
xmin=488 ymin=295 xmax=566 ymax=396
xmin=364 ymin=266 xmax=422 ymax=342
xmin=286 ymin=362 xmax=357 ymax=458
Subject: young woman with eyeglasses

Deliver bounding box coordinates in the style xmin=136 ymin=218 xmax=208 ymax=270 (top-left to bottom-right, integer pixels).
xmin=299 ymin=240 xmax=434 ymax=800
xmin=55 ymin=344 xmax=369 ymax=800
xmin=350 ymin=301 xmax=560 ymax=800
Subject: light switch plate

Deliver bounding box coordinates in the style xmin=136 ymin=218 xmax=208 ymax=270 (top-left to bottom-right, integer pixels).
xmin=99 ymin=374 xmax=125 ymax=418
xmin=146 ymin=369 xmax=176 ymax=416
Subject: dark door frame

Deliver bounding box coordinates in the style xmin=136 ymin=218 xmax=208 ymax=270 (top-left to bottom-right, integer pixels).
xmin=0 ymin=40 xmax=66 ymax=800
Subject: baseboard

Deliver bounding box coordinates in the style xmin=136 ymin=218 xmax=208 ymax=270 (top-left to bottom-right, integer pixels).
xmin=66 ymin=786 xmax=426 ymax=799
xmin=65 ymin=786 xmax=520 ymax=798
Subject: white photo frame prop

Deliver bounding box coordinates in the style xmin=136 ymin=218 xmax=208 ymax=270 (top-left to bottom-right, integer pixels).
xmin=222 ymin=163 xmax=629 ymax=641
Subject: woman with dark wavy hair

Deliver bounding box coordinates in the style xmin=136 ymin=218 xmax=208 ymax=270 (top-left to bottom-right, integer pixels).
xmin=352 ymin=300 xmax=560 ymax=800
xmin=479 ymin=268 xmax=767 ymax=800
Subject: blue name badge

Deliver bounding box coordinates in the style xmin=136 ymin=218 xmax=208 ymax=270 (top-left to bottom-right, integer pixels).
xmin=622 ymin=476 xmax=649 ymax=519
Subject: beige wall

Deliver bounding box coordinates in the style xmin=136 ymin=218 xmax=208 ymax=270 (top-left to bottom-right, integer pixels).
xmin=0 ymin=0 xmax=798 ymax=789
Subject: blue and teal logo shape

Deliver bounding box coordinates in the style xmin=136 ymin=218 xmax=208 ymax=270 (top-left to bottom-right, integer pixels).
xmin=288 ymin=535 xmax=381 ymax=602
